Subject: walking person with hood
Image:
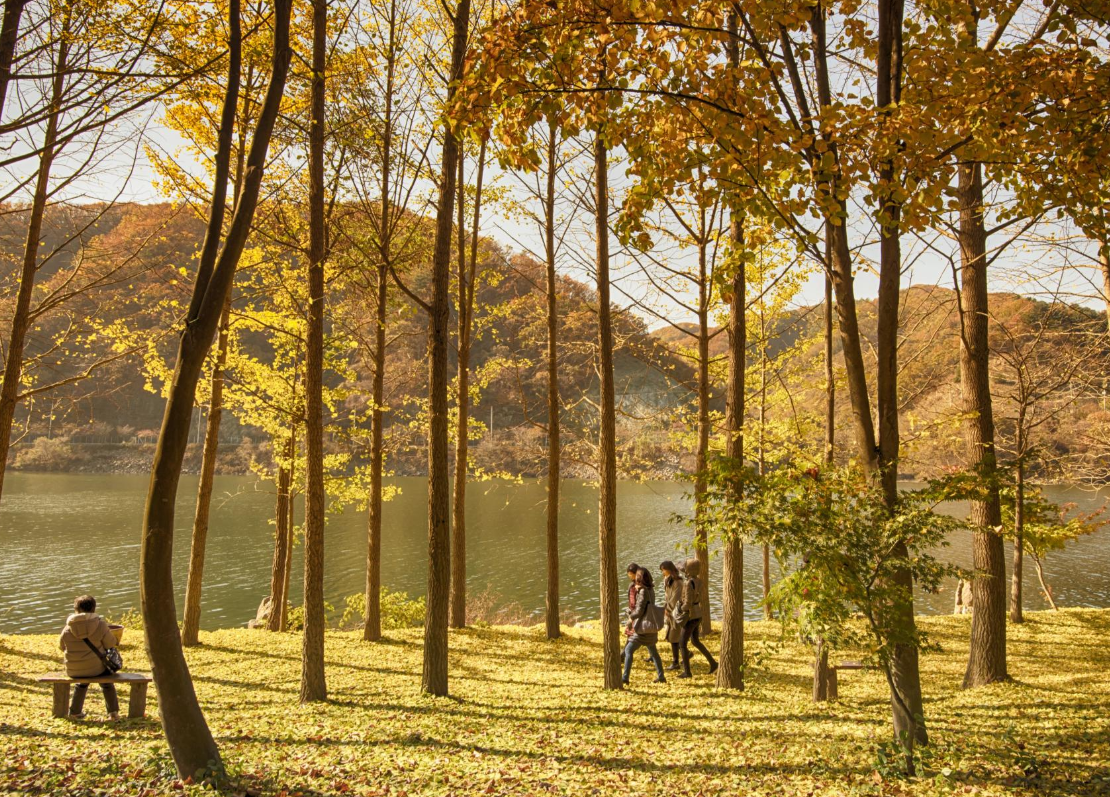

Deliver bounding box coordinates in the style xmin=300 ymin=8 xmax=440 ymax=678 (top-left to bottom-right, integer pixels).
xmin=622 ymin=567 xmax=667 ymax=685
xmin=660 ymin=560 xmax=684 ymax=670
xmin=58 ymin=595 xmax=120 ymax=720
xmin=675 ymin=558 xmax=717 ymax=678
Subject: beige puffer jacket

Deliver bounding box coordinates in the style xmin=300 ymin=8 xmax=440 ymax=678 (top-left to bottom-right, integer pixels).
xmin=58 ymin=613 xmax=117 ymax=677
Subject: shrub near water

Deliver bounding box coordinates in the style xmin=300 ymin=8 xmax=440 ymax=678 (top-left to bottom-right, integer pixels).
xmin=2 ymin=610 xmax=1109 ymax=796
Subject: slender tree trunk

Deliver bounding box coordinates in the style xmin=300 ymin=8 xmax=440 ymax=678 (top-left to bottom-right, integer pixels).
xmin=300 ymin=0 xmax=328 ymax=704
xmin=824 ymin=270 xmax=834 ymax=465
xmin=1032 ymin=554 xmax=1057 ymax=610
xmin=0 ymin=0 xmax=26 ymax=118
xmin=142 ymin=0 xmax=291 ymax=778
xmin=957 ymin=158 xmax=1008 ymax=689
xmin=595 ymin=131 xmax=621 ymax=690
xmin=757 ymin=310 xmax=772 ymax=621
xmin=283 ymin=482 xmax=295 ymax=630
xmin=1100 ymin=245 xmax=1109 ymax=332
xmin=716 ymin=200 xmax=745 ymax=691
xmin=181 ymin=296 xmax=232 ymax=647
xmin=0 ymin=26 xmax=66 ymax=504
xmin=364 ymin=1 xmax=397 ymax=643
xmin=422 ymin=0 xmax=470 ymax=697
xmin=267 ymin=438 xmax=294 ymax=632
xmin=450 ymin=138 xmax=486 ymax=629
xmin=544 ymin=119 xmax=561 ymax=641
xmin=874 ymin=0 xmax=925 ymax=756
xmin=364 ymin=261 xmax=387 ymax=642
xmin=695 ymin=233 xmax=712 ymax=635
xmin=1011 ymin=455 xmax=1024 ymax=623
xmin=450 ymin=152 xmax=468 ymax=629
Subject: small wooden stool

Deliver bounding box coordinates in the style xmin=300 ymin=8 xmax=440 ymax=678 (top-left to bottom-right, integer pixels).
xmin=36 ymin=672 xmax=153 ymax=719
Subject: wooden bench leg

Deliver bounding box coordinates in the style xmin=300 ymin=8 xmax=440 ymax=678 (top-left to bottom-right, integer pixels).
xmin=128 ymin=682 xmax=148 ymax=719
xmin=52 ymin=683 xmax=70 ymax=718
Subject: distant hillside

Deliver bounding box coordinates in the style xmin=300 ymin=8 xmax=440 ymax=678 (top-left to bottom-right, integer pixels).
xmin=4 ymin=201 xmax=1107 ymax=481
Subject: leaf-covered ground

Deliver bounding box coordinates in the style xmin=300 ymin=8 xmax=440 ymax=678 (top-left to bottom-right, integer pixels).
xmin=2 ymin=610 xmax=1108 ymax=796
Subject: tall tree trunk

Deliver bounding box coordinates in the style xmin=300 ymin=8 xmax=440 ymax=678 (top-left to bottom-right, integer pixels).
xmin=757 ymin=308 xmax=772 ymax=621
xmin=0 ymin=23 xmax=66 ymax=504
xmin=451 ymin=152 xmax=468 ymax=629
xmin=824 ymin=270 xmax=834 ymax=465
xmin=364 ymin=262 xmax=387 ymax=642
xmin=450 ymin=138 xmax=485 ymax=629
xmin=544 ymin=119 xmax=561 ymax=641
xmin=695 ymin=231 xmax=711 ymax=635
xmin=300 ymin=0 xmax=328 ymax=704
xmin=267 ymin=437 xmax=294 ymax=632
xmin=141 ymin=0 xmax=291 ymax=778
xmin=716 ymin=202 xmax=745 ymax=690
xmin=1011 ymin=454 xmax=1024 ymax=622
xmin=0 ymin=0 xmax=26 ymax=118
xmin=595 ymin=131 xmax=621 ymax=691
xmin=874 ymin=0 xmax=926 ymax=755
xmin=283 ymin=481 xmax=295 ymax=630
xmin=957 ymin=158 xmax=1008 ymax=689
xmin=364 ymin=0 xmax=397 ymax=643
xmin=422 ymin=0 xmax=470 ymax=697
xmin=182 ymin=123 xmax=249 ymax=648
xmin=1100 ymin=245 xmax=1109 ymax=331
xmin=181 ymin=296 xmax=232 ymax=647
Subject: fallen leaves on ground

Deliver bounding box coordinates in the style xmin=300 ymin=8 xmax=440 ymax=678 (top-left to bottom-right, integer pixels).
xmin=2 ymin=610 xmax=1108 ymax=796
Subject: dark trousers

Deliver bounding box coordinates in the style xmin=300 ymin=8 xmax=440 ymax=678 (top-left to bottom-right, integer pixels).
xmin=70 ymin=669 xmax=119 ymax=716
xmin=622 ymin=637 xmax=665 ymax=682
xmin=680 ymin=618 xmax=716 ymax=673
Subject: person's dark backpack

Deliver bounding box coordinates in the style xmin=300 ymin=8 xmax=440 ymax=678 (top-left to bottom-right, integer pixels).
xmin=83 ymin=637 xmax=123 ymax=673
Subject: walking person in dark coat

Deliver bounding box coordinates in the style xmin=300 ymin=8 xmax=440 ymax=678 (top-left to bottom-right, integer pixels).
xmin=622 ymin=568 xmax=666 ymax=685
xmin=660 ymin=560 xmax=684 ymax=670
xmin=675 ymin=558 xmax=717 ymax=678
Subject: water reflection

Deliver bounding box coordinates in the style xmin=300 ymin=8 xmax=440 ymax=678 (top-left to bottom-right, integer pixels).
xmin=0 ymin=473 xmax=1106 ymax=633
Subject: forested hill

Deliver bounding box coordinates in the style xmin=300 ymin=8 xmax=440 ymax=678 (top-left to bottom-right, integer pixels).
xmin=4 ymin=202 xmax=1108 ymax=481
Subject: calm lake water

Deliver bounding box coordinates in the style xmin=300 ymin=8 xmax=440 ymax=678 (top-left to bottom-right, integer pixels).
xmin=1 ymin=473 xmax=1108 ymax=634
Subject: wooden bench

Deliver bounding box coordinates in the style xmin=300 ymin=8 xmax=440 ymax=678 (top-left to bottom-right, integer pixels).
xmin=826 ymin=660 xmax=866 ymax=701
xmin=37 ymin=672 xmax=152 ymax=719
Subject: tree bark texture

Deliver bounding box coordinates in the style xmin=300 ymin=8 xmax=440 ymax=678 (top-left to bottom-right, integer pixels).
xmin=422 ymin=0 xmax=469 ymax=697
xmin=0 ymin=21 xmax=66 ymax=505
xmin=300 ymin=0 xmax=328 ymax=704
xmin=181 ymin=297 xmax=232 ymax=647
xmin=957 ymin=159 xmax=1008 ymax=689
xmin=595 ymin=132 xmax=622 ymax=691
xmin=716 ymin=206 xmax=745 ymax=691
xmin=544 ymin=120 xmax=561 ymax=641
xmin=141 ymin=0 xmax=291 ymax=778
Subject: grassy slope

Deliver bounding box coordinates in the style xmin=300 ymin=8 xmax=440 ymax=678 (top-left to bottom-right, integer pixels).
xmin=2 ymin=610 xmax=1108 ymax=796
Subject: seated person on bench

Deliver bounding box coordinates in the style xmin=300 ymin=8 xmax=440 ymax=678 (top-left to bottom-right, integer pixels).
xmin=58 ymin=595 xmax=120 ymax=721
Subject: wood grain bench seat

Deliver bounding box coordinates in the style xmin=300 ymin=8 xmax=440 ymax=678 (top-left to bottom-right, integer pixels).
xmin=827 ymin=661 xmax=867 ymax=700
xmin=36 ymin=672 xmax=152 ymax=719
